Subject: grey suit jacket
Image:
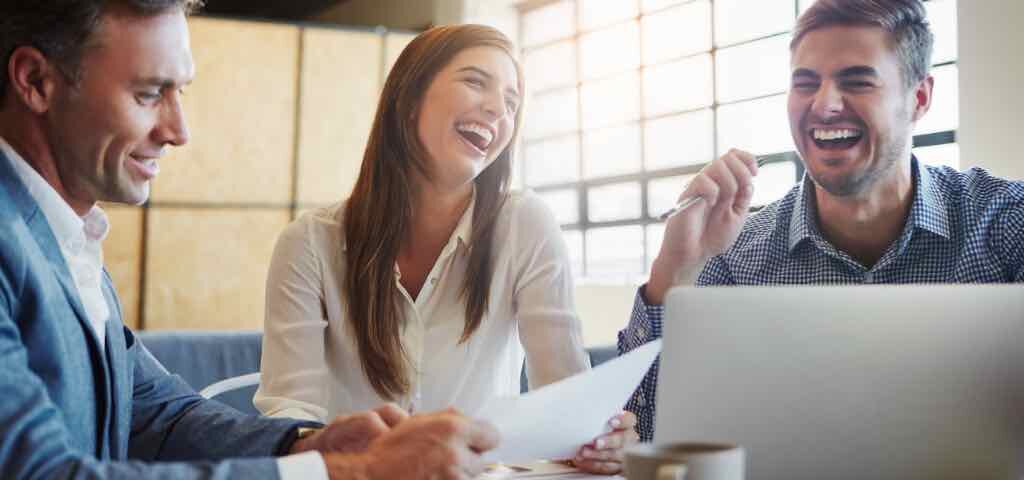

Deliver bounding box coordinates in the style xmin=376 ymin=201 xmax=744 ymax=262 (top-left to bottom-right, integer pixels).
xmin=0 ymin=148 xmax=315 ymax=479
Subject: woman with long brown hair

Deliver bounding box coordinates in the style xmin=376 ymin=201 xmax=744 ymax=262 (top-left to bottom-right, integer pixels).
xmin=254 ymin=24 xmax=636 ymax=473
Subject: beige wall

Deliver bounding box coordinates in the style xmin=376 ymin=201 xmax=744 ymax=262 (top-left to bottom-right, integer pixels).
xmin=316 ymin=0 xmax=464 ymax=30
xmin=102 ymin=17 xmax=417 ymax=330
xmin=957 ymin=0 xmax=1024 ymax=179
xmin=314 ymin=0 xmax=515 ymax=38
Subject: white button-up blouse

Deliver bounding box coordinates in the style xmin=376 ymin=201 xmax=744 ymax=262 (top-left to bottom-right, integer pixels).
xmin=254 ymin=190 xmax=590 ymax=421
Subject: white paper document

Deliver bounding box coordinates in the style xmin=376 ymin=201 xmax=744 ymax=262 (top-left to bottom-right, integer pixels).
xmin=475 ymin=340 xmax=663 ymax=463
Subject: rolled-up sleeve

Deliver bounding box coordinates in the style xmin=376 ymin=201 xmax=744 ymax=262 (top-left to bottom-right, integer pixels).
xmin=513 ymin=194 xmax=591 ymax=390
xmin=254 ymin=219 xmax=331 ymax=422
xmin=618 ymin=286 xmax=664 ymax=442
xmin=618 ymin=256 xmax=733 ymax=441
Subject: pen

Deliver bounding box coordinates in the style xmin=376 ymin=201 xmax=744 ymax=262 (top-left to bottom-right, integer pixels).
xmin=658 ymin=156 xmax=769 ymax=221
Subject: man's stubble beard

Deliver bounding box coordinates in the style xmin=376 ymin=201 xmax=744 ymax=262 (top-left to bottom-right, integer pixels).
xmin=809 ymin=107 xmax=913 ymax=198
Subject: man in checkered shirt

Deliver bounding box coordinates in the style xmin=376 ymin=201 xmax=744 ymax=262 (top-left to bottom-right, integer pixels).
xmin=619 ymin=0 xmax=1024 ymax=442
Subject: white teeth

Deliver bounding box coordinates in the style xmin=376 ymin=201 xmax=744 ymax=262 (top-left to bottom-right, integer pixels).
xmin=456 ymin=122 xmax=494 ymax=150
xmin=812 ymin=128 xmax=862 ymax=141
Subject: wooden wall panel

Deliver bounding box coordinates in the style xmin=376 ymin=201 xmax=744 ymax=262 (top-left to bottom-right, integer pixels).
xmin=152 ymin=18 xmax=299 ymax=205
xmin=384 ymin=32 xmax=418 ymax=79
xmin=102 ymin=205 xmax=143 ymax=330
xmin=143 ymin=208 xmax=290 ymax=330
xmin=295 ymin=28 xmax=383 ymax=206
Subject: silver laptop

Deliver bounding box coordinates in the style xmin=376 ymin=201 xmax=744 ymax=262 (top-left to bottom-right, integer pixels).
xmin=657 ymin=285 xmax=1024 ymax=480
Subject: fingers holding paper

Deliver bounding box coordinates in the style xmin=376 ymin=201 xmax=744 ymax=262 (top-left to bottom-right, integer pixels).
xmin=573 ymin=411 xmax=640 ymax=474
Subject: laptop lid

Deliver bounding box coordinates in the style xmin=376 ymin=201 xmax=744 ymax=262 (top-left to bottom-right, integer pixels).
xmin=657 ymin=285 xmax=1024 ymax=480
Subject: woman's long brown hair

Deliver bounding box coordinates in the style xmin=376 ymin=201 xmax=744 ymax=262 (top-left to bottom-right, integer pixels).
xmin=342 ymin=24 xmax=525 ymax=399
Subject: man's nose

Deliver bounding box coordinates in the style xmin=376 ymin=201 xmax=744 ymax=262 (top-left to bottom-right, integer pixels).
xmin=811 ymin=81 xmax=844 ymax=121
xmin=155 ymin=95 xmax=190 ymax=147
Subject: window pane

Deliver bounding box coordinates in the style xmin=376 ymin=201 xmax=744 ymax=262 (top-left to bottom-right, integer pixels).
xmin=643 ymin=54 xmax=713 ymax=117
xmin=525 ymin=41 xmax=577 ymax=92
xmin=798 ymin=0 xmax=814 ymax=15
xmin=716 ymin=35 xmax=791 ymax=103
xmin=580 ymin=21 xmax=640 ymax=80
xmin=648 ymin=174 xmax=696 ymax=218
xmin=583 ymin=124 xmax=642 ymax=178
xmin=714 ymin=0 xmax=794 ymax=47
xmin=645 ymin=223 xmax=666 ymax=272
xmin=752 ymin=160 xmax=798 ymax=207
xmin=717 ymin=94 xmax=794 ymax=156
xmin=588 ymin=182 xmax=642 ymax=222
xmin=581 ymin=72 xmax=640 ymax=129
xmin=579 ymin=0 xmax=639 ymax=31
xmin=927 ymin=0 xmax=958 ymax=64
xmin=913 ymin=142 xmax=960 ymax=170
xmin=562 ymin=229 xmax=585 ymax=276
xmin=585 ymin=225 xmax=645 ymax=280
xmin=642 ymin=1 xmax=712 ymax=64
xmin=642 ymin=0 xmax=686 ymax=13
xmin=645 ymin=109 xmax=715 ymax=169
xmin=525 ymin=136 xmax=579 ymax=186
xmin=915 ymin=64 xmax=959 ymax=135
xmin=526 ymin=88 xmax=578 ymax=139
xmin=522 ymin=0 xmax=576 ymax=47
xmin=537 ymin=189 xmax=580 ymax=225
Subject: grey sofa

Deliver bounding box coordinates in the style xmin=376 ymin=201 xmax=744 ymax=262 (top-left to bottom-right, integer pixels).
xmin=137 ymin=330 xmax=618 ymax=415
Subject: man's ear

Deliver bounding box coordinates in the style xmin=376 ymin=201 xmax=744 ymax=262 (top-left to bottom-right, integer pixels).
xmin=911 ymin=74 xmax=934 ymax=122
xmin=6 ymin=46 xmax=61 ymax=114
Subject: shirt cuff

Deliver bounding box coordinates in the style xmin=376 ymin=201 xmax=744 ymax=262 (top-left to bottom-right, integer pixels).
xmin=266 ymin=406 xmax=325 ymax=423
xmin=277 ymin=451 xmax=328 ymax=480
xmin=618 ymin=285 xmax=665 ymax=354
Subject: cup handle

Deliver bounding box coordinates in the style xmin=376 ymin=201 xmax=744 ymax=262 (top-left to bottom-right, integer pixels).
xmin=656 ymin=464 xmax=687 ymax=480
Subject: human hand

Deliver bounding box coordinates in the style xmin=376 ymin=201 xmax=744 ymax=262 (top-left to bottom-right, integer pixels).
xmin=323 ymin=408 xmax=500 ymax=480
xmin=572 ymin=411 xmax=639 ymax=475
xmin=646 ymin=148 xmax=759 ymax=304
xmin=289 ymin=403 xmax=408 ymax=455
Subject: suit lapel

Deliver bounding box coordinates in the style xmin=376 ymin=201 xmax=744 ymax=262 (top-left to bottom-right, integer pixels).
xmin=0 ymin=149 xmax=104 ymax=354
xmin=102 ymin=271 xmax=133 ymax=459
xmin=0 ymin=149 xmax=114 ymax=456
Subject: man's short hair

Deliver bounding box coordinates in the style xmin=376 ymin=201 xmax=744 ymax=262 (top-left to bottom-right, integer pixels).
xmin=792 ymin=0 xmax=934 ymax=89
xmin=0 ymin=0 xmax=203 ymax=106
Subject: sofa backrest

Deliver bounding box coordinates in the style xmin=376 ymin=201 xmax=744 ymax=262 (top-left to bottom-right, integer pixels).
xmin=138 ymin=331 xmax=263 ymax=415
xmin=137 ymin=330 xmax=619 ymax=415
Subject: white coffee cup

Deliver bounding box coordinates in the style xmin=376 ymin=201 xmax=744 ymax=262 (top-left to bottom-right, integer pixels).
xmin=624 ymin=442 xmax=745 ymax=480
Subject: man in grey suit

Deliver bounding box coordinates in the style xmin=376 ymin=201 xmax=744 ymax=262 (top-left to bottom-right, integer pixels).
xmin=0 ymin=1 xmax=498 ymax=479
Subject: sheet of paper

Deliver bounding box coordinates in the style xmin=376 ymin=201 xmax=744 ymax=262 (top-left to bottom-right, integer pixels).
xmin=474 ymin=339 xmax=662 ymax=463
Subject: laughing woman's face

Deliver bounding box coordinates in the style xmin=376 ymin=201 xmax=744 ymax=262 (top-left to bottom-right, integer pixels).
xmin=415 ymin=46 xmax=520 ymax=192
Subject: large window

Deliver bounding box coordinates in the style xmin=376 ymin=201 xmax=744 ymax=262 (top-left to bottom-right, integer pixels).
xmin=517 ymin=0 xmax=959 ymax=283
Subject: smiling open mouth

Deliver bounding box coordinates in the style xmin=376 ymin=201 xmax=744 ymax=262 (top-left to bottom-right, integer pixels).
xmin=810 ymin=128 xmax=864 ymax=151
xmin=456 ymin=122 xmax=494 ymax=153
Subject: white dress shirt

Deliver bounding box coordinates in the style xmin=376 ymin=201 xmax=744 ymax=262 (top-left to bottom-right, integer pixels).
xmin=255 ymin=190 xmax=591 ymax=421
xmin=1 ymin=137 xmax=326 ymax=479
xmin=1 ymin=138 xmax=110 ymax=350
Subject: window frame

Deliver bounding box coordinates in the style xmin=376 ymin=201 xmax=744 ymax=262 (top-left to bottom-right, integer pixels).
xmin=517 ymin=0 xmax=958 ymax=280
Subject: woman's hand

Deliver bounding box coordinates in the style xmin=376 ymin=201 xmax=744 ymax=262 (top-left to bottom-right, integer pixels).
xmin=572 ymin=411 xmax=640 ymax=475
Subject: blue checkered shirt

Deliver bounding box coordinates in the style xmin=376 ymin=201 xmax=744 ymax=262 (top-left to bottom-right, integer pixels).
xmin=618 ymin=158 xmax=1024 ymax=441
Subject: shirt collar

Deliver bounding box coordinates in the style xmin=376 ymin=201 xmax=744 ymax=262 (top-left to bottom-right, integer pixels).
xmin=788 ymin=155 xmax=950 ymax=253
xmin=0 ymin=136 xmax=109 ymax=255
xmin=788 ymin=173 xmax=816 ymax=252
xmin=451 ymin=189 xmax=476 ymax=248
xmin=910 ymin=156 xmax=951 ymax=239
xmin=339 ymin=189 xmax=476 ymax=253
